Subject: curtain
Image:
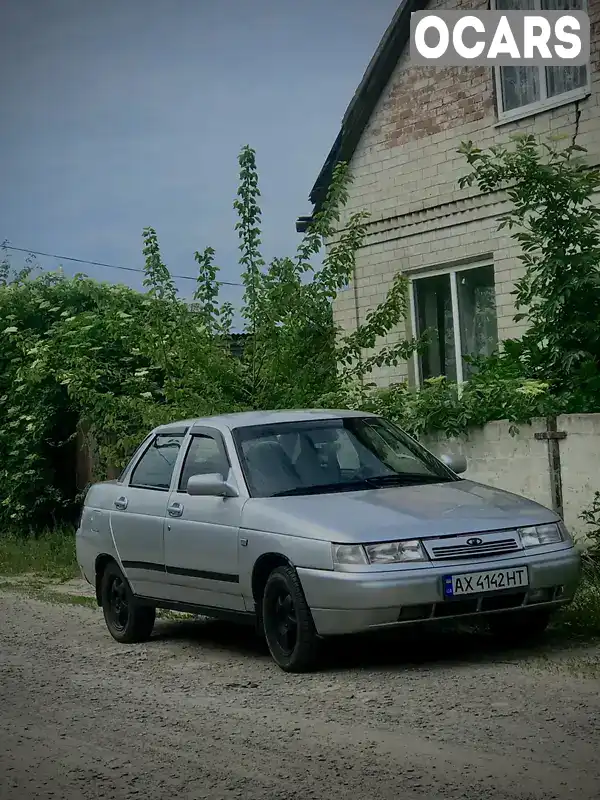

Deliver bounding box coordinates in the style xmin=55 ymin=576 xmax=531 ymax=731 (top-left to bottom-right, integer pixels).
xmin=543 ymin=0 xmax=587 ymax=96
xmin=457 ymin=267 xmax=498 ymax=380
xmin=496 ymin=0 xmax=587 ymax=108
xmin=496 ymin=0 xmax=539 ymax=111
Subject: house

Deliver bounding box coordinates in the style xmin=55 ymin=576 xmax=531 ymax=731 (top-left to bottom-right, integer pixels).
xmin=297 ymin=0 xmax=600 ymax=387
xmin=228 ymin=332 xmax=249 ymax=359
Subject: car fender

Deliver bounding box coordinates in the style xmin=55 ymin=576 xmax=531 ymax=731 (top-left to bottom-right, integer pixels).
xmin=238 ymin=528 xmax=334 ymax=612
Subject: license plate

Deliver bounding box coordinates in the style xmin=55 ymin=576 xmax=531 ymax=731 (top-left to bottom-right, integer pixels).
xmin=443 ymin=567 xmax=529 ymax=598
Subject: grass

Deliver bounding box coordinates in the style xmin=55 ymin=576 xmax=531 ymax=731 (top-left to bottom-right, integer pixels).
xmin=0 ymin=527 xmax=78 ymax=581
xmin=554 ymin=557 xmax=600 ymax=639
xmin=35 ymin=589 xmax=97 ymax=609
xmin=0 ymin=580 xmax=195 ymax=621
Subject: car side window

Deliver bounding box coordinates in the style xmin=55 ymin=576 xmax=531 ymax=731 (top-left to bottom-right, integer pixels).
xmin=178 ymin=434 xmax=229 ymax=491
xmin=129 ymin=434 xmax=183 ymax=490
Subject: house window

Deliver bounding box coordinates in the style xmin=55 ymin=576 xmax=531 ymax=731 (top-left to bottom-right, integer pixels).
xmin=410 ymin=264 xmax=499 ymax=385
xmin=493 ymin=0 xmax=589 ymax=121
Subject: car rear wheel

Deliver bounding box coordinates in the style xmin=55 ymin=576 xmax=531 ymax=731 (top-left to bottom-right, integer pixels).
xmin=100 ymin=562 xmax=156 ymax=644
xmin=488 ymin=608 xmax=551 ymax=644
xmin=262 ymin=565 xmax=319 ymax=672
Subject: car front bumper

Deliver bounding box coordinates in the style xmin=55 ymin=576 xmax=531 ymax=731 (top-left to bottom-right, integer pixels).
xmin=297 ymin=545 xmax=582 ymax=636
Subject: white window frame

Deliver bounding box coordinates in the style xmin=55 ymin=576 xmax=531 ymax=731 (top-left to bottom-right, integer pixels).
xmin=409 ymin=261 xmax=497 ymax=388
xmin=491 ymin=0 xmax=591 ymax=124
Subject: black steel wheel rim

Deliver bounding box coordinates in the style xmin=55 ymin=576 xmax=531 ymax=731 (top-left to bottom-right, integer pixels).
xmin=267 ymin=583 xmax=297 ymax=656
xmin=107 ymin=575 xmax=129 ymax=632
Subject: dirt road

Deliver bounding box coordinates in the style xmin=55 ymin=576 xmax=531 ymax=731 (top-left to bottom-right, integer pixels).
xmin=1 ymin=591 xmax=599 ymax=800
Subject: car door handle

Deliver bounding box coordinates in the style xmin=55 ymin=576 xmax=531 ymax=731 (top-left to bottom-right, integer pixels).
xmin=114 ymin=496 xmax=128 ymax=511
xmin=167 ymin=502 xmax=183 ymax=518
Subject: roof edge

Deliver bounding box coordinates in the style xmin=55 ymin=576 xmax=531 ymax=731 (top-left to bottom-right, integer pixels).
xmin=297 ymin=0 xmax=426 ymax=231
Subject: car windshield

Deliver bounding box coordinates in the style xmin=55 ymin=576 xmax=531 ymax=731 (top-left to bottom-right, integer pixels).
xmin=233 ymin=416 xmax=458 ymax=498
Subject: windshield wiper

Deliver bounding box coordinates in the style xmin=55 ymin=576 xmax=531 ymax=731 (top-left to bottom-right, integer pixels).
xmin=364 ymin=473 xmax=452 ymax=487
xmin=271 ymin=479 xmax=373 ymax=497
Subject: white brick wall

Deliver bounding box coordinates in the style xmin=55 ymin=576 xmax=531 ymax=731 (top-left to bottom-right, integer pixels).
xmin=331 ymin=0 xmax=600 ymax=387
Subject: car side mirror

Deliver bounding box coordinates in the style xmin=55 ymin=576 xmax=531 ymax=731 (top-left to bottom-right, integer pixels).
xmin=186 ymin=473 xmax=239 ymax=498
xmin=440 ymin=453 xmax=467 ymax=475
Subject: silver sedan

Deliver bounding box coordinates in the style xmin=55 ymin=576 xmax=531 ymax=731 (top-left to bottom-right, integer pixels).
xmin=77 ymin=409 xmax=581 ymax=671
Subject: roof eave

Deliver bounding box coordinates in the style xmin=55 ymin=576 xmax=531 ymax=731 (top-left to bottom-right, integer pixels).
xmin=296 ymin=0 xmax=426 ymax=232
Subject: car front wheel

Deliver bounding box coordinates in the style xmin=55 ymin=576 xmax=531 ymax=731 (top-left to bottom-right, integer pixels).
xmin=262 ymin=565 xmax=319 ymax=672
xmin=100 ymin=562 xmax=156 ymax=644
xmin=488 ymin=608 xmax=551 ymax=644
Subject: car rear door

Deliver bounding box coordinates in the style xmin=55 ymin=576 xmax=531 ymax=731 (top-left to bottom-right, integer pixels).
xmin=109 ymin=431 xmax=185 ymax=600
xmin=162 ymin=426 xmax=245 ymax=611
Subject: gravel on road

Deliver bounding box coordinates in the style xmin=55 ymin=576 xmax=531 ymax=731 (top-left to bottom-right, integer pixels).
xmin=1 ymin=590 xmax=599 ymax=800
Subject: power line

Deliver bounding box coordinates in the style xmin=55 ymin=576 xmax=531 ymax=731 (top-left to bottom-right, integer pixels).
xmin=1 ymin=244 xmax=244 ymax=287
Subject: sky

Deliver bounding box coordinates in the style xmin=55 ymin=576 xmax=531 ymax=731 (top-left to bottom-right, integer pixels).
xmin=1 ymin=0 xmax=399 ymax=311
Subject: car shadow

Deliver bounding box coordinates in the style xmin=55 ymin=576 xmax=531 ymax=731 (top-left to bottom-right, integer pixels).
xmin=153 ymin=616 xmax=271 ymax=659
xmin=319 ymin=625 xmax=549 ymax=672
xmin=151 ymin=615 xmax=578 ymax=673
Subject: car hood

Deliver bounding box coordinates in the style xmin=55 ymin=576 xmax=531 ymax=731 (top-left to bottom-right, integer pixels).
xmin=241 ymin=479 xmax=557 ymax=542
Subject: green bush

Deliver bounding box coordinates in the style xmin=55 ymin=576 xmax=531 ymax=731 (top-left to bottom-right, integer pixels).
xmin=459 ymin=134 xmax=600 ymax=404
xmin=0 ymin=149 xmax=420 ymax=533
xmin=580 ymin=491 xmax=600 ymax=563
xmin=554 ymin=560 xmax=600 ymax=639
xmin=319 ymin=371 xmax=561 ymax=440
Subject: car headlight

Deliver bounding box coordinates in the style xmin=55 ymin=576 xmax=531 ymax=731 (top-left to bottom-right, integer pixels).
xmin=332 ymin=544 xmax=368 ymax=565
xmin=366 ymin=540 xmax=427 ymax=563
xmin=332 ymin=540 xmax=427 ymax=565
xmin=519 ymin=522 xmax=564 ymax=548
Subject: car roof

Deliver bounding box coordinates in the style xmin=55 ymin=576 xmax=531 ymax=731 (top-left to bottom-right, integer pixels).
xmin=154 ymin=408 xmax=377 ymax=435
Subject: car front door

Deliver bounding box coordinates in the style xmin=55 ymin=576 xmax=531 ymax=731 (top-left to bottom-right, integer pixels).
xmin=162 ymin=427 xmax=245 ymax=611
xmin=109 ymin=432 xmax=184 ymax=600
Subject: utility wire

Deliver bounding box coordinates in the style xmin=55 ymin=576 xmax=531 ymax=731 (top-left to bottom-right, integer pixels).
xmin=1 ymin=244 xmax=244 ymax=287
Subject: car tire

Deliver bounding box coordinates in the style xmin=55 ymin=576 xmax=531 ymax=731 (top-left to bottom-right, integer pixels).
xmin=488 ymin=608 xmax=551 ymax=644
xmin=262 ymin=565 xmax=319 ymax=672
xmin=100 ymin=561 xmax=156 ymax=644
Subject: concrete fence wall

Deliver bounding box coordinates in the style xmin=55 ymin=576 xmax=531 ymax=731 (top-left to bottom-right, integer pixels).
xmin=422 ymin=414 xmax=600 ymax=541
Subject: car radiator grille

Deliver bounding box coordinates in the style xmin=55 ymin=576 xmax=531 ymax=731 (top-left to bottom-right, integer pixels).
xmin=425 ymin=533 xmax=522 ymax=561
